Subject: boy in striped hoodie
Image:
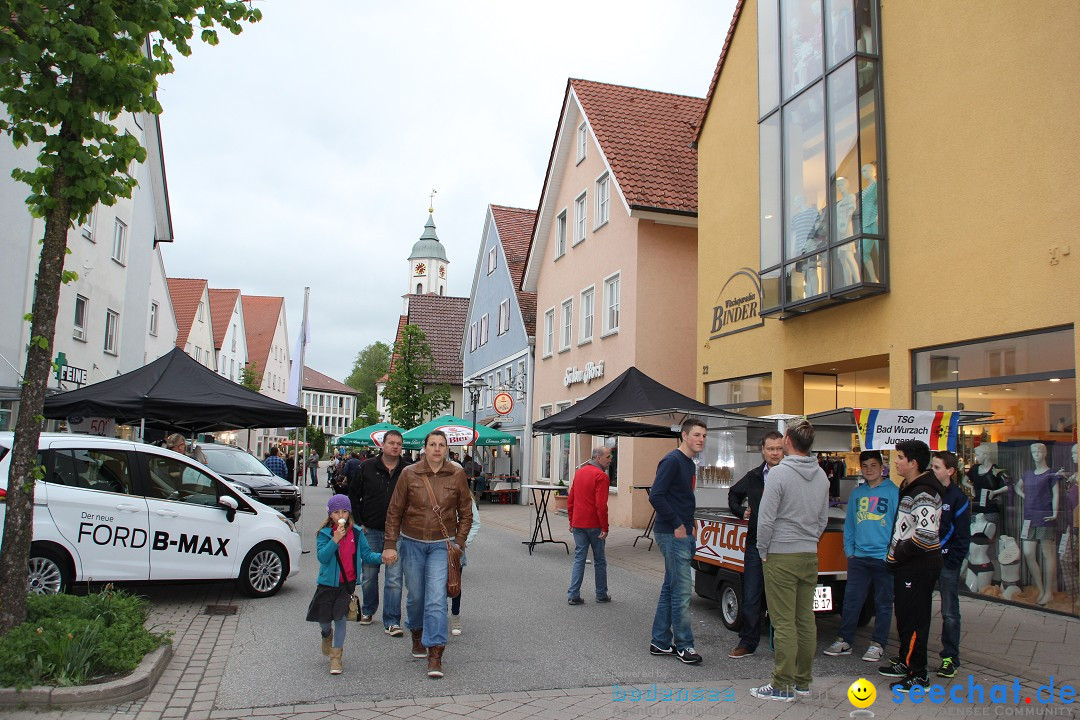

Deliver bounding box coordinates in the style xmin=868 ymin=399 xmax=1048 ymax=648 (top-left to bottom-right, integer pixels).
xmin=879 ymin=439 xmax=944 ymax=693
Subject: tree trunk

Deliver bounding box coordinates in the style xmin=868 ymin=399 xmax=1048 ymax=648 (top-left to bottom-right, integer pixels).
xmin=0 ymin=160 xmax=74 ymax=634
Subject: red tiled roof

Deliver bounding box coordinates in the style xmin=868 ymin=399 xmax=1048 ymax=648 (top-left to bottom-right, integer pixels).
xmin=695 ymin=0 xmax=746 ymax=144
xmin=389 ymin=295 xmax=469 ymax=385
xmin=207 ymin=288 xmax=240 ymax=349
xmin=166 ymin=278 xmax=208 ymax=348
xmin=490 ymin=204 xmax=539 ymax=336
xmin=302 ymin=366 xmax=357 ymax=395
xmin=388 ymin=315 xmax=408 ymax=374
xmin=571 ymin=78 xmax=705 ymax=215
xmin=241 ymin=295 xmax=285 ymax=371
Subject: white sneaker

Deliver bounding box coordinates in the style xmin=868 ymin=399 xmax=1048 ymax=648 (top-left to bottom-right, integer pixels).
xmin=862 ymin=642 xmax=885 ymax=662
xmin=450 ymin=615 xmax=462 ymax=636
xmin=823 ymin=638 xmax=852 ymax=656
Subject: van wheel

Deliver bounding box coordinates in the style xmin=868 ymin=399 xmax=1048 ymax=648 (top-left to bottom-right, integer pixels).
xmin=719 ymin=581 xmax=743 ymax=631
xmin=238 ymin=543 xmax=287 ymax=597
xmin=28 ymin=547 xmax=70 ymax=595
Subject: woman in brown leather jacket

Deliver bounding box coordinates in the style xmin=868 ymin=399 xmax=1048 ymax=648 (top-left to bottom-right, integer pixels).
xmin=382 ymin=430 xmax=472 ymax=679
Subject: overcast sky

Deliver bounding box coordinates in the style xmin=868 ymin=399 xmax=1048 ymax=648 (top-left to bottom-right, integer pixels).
xmin=157 ymin=0 xmax=737 ymax=383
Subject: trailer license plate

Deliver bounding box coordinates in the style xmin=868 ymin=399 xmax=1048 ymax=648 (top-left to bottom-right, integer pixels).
xmin=813 ymin=585 xmax=833 ymax=612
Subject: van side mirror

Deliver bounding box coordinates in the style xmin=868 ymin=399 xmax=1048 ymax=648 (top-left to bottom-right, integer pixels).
xmin=218 ymin=495 xmax=239 ymax=522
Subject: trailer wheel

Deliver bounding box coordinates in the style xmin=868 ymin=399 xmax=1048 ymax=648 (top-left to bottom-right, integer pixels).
xmin=719 ymin=581 xmax=743 ymax=631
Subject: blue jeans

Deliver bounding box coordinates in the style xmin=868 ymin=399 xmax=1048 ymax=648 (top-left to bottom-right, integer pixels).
xmin=319 ymin=612 xmax=347 ymax=649
xmin=939 ymin=563 xmax=961 ymax=661
xmin=361 ymin=528 xmax=403 ymax=627
xmin=651 ymin=532 xmax=696 ymax=651
xmin=308 ymin=464 xmax=319 ymax=485
xmin=568 ymin=528 xmax=608 ymax=600
xmin=737 ymin=543 xmax=765 ymax=651
xmin=839 ymin=555 xmax=894 ymax=646
xmin=399 ymin=536 xmax=449 ymax=647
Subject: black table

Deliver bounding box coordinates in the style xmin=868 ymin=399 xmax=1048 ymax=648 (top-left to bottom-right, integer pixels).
xmin=521 ymin=484 xmax=570 ymax=555
xmin=632 ymin=485 xmax=656 ymax=550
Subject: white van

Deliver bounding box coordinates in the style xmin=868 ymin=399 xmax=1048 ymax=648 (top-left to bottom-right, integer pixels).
xmin=0 ymin=433 xmax=302 ymax=597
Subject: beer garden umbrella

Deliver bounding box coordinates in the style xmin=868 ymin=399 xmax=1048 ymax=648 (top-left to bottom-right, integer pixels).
xmin=401 ymin=414 xmax=518 ymax=450
xmin=333 ymin=422 xmax=405 ymax=448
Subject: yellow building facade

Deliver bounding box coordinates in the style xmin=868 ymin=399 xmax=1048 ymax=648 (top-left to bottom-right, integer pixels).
xmin=697 ymin=0 xmax=1079 ymax=615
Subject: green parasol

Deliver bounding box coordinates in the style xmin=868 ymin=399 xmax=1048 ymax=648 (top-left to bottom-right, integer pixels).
xmin=333 ymin=422 xmax=406 ymax=448
xmin=400 ymin=414 xmax=518 ymax=450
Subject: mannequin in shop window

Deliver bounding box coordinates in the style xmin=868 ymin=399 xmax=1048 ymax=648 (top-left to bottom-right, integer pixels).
xmin=1058 ymin=444 xmax=1078 ymax=611
xmin=860 ymin=163 xmax=881 ymax=283
xmin=834 ymin=177 xmax=861 ymax=287
xmin=790 ymin=2 xmax=823 ymax=91
xmin=964 ymin=444 xmax=1009 ymax=591
xmin=1014 ymin=442 xmax=1060 ymax=606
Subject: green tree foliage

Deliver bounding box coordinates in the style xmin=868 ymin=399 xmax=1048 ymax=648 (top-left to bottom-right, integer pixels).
xmin=0 ymin=1 xmax=261 ymax=635
xmin=239 ymin=361 xmax=263 ymax=392
xmin=344 ymin=341 xmax=390 ymax=409
xmin=383 ymin=325 xmax=451 ymax=429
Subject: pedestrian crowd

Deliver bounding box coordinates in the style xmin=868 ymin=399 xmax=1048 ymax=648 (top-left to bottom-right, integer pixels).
xmin=560 ymin=417 xmax=971 ymax=703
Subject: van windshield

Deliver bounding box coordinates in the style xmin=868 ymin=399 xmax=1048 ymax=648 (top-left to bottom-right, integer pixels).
xmin=201 ymin=448 xmax=272 ymax=477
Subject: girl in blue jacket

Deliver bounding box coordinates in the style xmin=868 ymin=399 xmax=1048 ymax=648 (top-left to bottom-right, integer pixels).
xmin=306 ymin=494 xmax=388 ymax=674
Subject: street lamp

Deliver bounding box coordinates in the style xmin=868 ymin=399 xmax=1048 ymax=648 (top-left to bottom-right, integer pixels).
xmin=464 ymin=376 xmax=488 ymax=488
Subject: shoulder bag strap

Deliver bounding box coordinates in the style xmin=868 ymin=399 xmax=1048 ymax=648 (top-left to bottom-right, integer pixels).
xmin=419 ymin=473 xmax=454 ymax=541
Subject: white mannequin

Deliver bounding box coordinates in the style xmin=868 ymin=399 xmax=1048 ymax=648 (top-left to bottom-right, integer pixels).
xmin=835 ymin=177 xmax=860 ymax=286
xmin=965 ymin=513 xmax=998 ymax=592
xmin=998 ymin=535 xmax=1022 ymax=600
xmin=859 ymin=163 xmax=881 ymax=282
xmin=1014 ymin=442 xmax=1060 ymax=605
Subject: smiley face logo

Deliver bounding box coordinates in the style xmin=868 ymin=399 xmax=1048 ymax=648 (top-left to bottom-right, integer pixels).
xmin=848 ymin=678 xmax=876 ymax=709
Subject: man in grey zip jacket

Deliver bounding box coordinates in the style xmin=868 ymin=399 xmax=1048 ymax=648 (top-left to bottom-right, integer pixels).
xmin=751 ymin=419 xmax=830 ymax=702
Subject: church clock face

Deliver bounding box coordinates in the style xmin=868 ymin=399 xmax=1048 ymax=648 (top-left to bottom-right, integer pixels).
xmin=414 ymin=262 xmax=426 ymax=276
xmin=439 ymin=265 xmax=445 ymax=278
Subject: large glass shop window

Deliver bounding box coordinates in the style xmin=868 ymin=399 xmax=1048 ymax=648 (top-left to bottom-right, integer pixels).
xmin=914 ymin=327 xmax=1078 ymax=616
xmin=758 ymin=0 xmax=886 ymax=316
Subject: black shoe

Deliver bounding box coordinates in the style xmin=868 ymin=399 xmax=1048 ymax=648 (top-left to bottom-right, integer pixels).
xmin=879 ymin=659 xmax=910 ymax=678
xmin=890 ymin=674 xmax=930 ymax=693
xmin=937 ymin=657 xmax=958 ymax=678
xmin=677 ymin=647 xmax=703 ymax=665
xmin=567 ymin=597 xmax=584 ymax=605
xmin=649 ymin=643 xmax=676 ymax=656
xmin=596 ymin=595 xmax=611 ymax=603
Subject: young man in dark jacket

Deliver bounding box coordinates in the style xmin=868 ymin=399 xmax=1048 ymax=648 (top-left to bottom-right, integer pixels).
xmin=649 ymin=418 xmax=707 ymax=665
xmin=347 ymin=432 xmax=410 ymax=635
xmin=930 ymin=450 xmax=971 ymax=679
xmin=726 ymin=430 xmax=784 ymax=658
xmin=879 ymin=439 xmax=945 ymax=692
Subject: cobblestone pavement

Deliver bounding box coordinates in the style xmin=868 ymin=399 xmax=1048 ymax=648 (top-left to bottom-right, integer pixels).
xmin=4 ymin=488 xmax=1078 ymax=720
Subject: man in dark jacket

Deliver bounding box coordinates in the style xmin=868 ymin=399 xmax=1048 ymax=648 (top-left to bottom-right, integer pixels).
xmin=727 ymin=430 xmax=784 ymax=658
xmin=930 ymin=450 xmax=970 ymax=679
xmin=879 ymin=439 xmax=945 ymax=693
xmin=649 ymin=418 xmax=707 ymax=665
xmin=348 ymin=432 xmax=410 ymax=635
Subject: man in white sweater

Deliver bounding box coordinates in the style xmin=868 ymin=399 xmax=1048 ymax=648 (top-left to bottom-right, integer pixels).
xmin=751 ymin=419 xmax=830 ymax=703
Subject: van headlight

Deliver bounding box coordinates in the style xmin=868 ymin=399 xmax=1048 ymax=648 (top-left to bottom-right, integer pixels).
xmin=235 ymin=485 xmax=252 ymax=495
xmin=276 ymin=513 xmax=297 ymax=533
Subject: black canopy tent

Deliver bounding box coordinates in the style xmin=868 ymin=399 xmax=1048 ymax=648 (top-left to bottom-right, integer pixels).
xmin=43 ymin=348 xmax=308 ymax=433
xmin=532 ymin=366 xmax=760 ymax=437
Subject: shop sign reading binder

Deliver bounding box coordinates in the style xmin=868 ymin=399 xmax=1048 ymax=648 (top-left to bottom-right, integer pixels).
xmin=854 ymin=409 xmax=959 ymax=452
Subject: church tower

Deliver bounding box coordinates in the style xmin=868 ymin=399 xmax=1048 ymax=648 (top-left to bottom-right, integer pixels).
xmin=406 ymin=213 xmax=448 ymax=303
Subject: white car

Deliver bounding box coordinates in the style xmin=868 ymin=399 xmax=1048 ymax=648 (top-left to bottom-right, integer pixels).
xmin=0 ymin=433 xmax=301 ymax=597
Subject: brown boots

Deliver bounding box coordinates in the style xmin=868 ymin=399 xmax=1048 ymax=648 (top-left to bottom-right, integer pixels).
xmin=410 ymin=628 xmax=427 ymax=658
xmin=426 ymin=645 xmax=445 ymax=678
xmin=321 ymin=633 xmax=332 ymax=657
xmin=329 ymin=647 xmax=343 ymax=675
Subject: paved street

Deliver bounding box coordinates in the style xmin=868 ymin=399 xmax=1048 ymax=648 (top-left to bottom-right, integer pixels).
xmin=5 ymin=481 xmax=1079 ymax=719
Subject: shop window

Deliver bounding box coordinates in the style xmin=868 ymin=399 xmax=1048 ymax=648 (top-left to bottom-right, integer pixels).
xmin=540 ymin=406 xmax=552 ymax=480
xmin=758 ymin=0 xmax=886 ymax=316
xmin=706 ymin=374 xmax=773 ymax=416
xmin=913 ymin=327 xmax=1077 ymax=616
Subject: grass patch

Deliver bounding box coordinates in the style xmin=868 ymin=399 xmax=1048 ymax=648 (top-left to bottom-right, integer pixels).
xmin=0 ymin=588 xmax=170 ymax=688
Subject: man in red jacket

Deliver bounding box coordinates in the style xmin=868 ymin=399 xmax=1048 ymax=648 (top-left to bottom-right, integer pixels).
xmin=567 ymin=445 xmax=613 ymax=605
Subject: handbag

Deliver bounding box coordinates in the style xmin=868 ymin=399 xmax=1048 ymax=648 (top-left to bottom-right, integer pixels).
xmin=419 ymin=473 xmax=464 ymax=597
xmin=333 ymin=532 xmax=361 ymax=621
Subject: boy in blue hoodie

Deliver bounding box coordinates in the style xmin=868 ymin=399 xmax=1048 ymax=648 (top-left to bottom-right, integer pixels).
xmin=824 ymin=450 xmax=898 ymax=662
xmin=930 ymin=450 xmax=970 ymax=679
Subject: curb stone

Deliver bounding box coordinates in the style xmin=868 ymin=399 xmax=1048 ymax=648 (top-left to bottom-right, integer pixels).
xmin=0 ymin=642 xmax=172 ymax=709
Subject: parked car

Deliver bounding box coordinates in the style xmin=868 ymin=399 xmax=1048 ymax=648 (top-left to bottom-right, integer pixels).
xmin=0 ymin=433 xmax=302 ymax=598
xmin=198 ymin=443 xmax=302 ymax=521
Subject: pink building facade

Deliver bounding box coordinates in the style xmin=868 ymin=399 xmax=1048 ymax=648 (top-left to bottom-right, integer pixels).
xmin=522 ymin=79 xmax=704 ymax=528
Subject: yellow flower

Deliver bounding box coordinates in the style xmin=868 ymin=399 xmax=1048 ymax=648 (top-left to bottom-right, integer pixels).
xmin=67 ymin=633 xmax=74 ymax=640
xmin=35 ymin=627 xmax=43 ymax=635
